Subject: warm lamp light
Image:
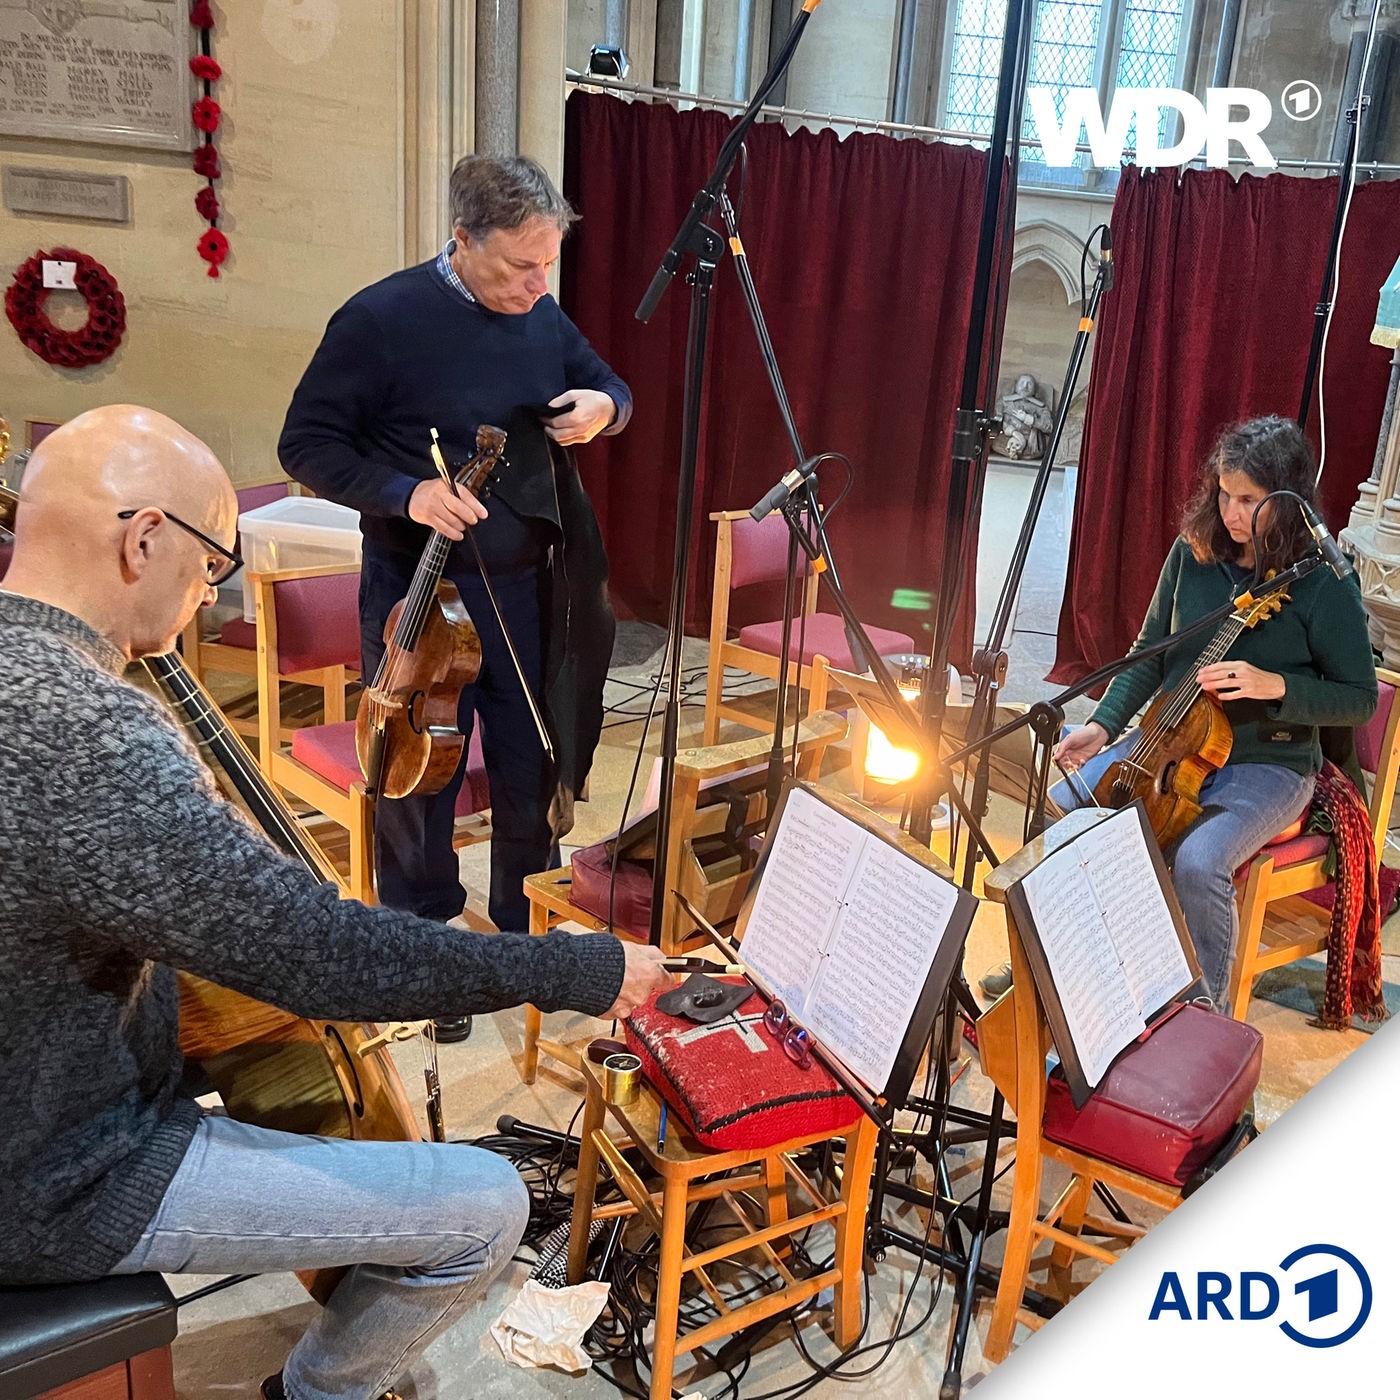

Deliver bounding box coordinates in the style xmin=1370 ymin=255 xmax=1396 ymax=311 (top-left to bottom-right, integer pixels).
xmin=1372 ymin=252 xmax=1400 ymax=348
xmin=864 ymin=683 xmax=923 ymax=784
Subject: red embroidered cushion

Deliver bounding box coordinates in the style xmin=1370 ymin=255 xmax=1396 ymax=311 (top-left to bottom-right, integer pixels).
xmin=625 ymin=983 xmax=863 ymax=1152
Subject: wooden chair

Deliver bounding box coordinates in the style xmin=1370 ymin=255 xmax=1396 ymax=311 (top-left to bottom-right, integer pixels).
xmin=566 ymin=1047 xmax=879 ymax=1400
xmin=979 ymin=812 xmax=1191 ymax=1363
xmin=1228 ymin=665 xmax=1400 ymax=1022
xmin=519 ymin=711 xmax=847 ymax=1082
xmin=181 ymin=480 xmax=297 ymax=740
xmin=251 ymin=562 xmax=489 ymax=904
xmin=0 ymin=1275 xmax=176 ymax=1400
xmin=703 ymin=510 xmax=914 ymax=744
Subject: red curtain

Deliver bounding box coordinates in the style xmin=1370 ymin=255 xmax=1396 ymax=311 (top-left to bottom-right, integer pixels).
xmin=1050 ymin=165 xmax=1400 ymax=687
xmin=561 ymin=92 xmax=991 ymax=659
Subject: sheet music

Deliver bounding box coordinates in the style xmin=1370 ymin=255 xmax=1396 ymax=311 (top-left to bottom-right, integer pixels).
xmin=1018 ymin=853 xmax=1145 ymax=1086
xmin=740 ymin=787 xmax=867 ymax=1008
xmin=1074 ymin=807 xmax=1193 ymax=1017
xmin=804 ymin=837 xmax=964 ymax=1090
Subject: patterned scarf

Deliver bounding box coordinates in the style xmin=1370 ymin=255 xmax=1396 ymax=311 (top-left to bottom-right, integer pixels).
xmin=1310 ymin=762 xmax=1388 ymax=1029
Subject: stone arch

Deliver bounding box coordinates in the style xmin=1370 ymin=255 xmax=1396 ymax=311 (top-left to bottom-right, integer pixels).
xmin=1012 ymin=221 xmax=1086 ymax=304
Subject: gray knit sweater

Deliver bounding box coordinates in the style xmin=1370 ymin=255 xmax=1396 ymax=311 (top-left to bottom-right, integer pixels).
xmin=0 ymin=592 xmax=624 ymax=1284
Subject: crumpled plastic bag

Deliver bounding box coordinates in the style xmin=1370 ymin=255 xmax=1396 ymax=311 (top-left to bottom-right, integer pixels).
xmin=489 ymin=1278 xmax=611 ymax=1371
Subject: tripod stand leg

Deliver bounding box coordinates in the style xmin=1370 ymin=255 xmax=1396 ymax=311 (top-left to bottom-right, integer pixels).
xmin=941 ymin=1089 xmax=1004 ymax=1399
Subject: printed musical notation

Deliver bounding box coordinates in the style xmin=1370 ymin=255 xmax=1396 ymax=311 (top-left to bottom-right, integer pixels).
xmin=740 ymin=787 xmax=967 ymax=1093
xmin=1014 ymin=804 xmax=1194 ymax=1095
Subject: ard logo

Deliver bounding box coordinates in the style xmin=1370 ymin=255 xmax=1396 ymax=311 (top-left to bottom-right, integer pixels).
xmin=1148 ymin=1244 xmax=1372 ymax=1348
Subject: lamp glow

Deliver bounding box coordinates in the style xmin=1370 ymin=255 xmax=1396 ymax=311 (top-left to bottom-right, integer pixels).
xmin=863 ymin=684 xmax=922 ymax=784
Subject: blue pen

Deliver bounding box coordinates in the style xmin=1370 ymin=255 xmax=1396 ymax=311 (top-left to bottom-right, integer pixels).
xmin=657 ymin=1102 xmax=668 ymax=1153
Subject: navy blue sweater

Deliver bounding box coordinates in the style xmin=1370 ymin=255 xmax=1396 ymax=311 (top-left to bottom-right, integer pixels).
xmin=278 ymin=261 xmax=630 ymax=571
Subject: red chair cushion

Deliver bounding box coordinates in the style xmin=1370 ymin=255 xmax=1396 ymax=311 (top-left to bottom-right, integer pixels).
xmin=736 ymin=614 xmax=916 ymax=670
xmin=290 ymin=722 xmax=489 ymax=815
xmin=1042 ymin=1005 xmax=1262 ymax=1186
xmin=218 ymin=616 xmax=257 ymax=649
xmin=626 ymin=982 xmax=863 ymax=1151
xmin=1356 ymin=678 xmax=1396 ymax=775
xmin=272 ymin=572 xmax=361 ymax=673
xmin=568 ymin=841 xmax=651 ymax=939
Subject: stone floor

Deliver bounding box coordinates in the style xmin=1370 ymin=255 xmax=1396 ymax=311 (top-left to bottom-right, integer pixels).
xmin=170 ymin=463 xmax=1396 ymax=1398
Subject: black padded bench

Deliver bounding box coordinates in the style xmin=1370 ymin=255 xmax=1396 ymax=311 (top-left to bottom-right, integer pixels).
xmin=0 ymin=1275 xmax=177 ymax=1400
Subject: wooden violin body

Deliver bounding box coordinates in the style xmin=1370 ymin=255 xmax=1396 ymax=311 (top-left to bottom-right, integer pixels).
xmin=1091 ymin=582 xmax=1289 ymax=846
xmin=357 ymin=581 xmax=482 ymax=798
xmin=1093 ymin=689 xmax=1233 ymax=847
xmin=357 ymin=424 xmax=507 ymax=800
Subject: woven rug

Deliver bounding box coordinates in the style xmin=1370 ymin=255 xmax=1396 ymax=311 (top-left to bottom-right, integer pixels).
xmin=1253 ymin=955 xmax=1399 ymax=1033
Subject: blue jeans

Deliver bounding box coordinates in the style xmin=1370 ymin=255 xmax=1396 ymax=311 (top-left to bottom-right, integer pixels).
xmin=112 ymin=1115 xmax=529 ymax=1400
xmin=1051 ymin=733 xmax=1315 ymax=1008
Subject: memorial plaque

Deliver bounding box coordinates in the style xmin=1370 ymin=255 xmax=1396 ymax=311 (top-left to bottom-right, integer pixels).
xmin=0 ymin=1 xmax=195 ymax=152
xmin=3 ymin=166 xmax=130 ymax=221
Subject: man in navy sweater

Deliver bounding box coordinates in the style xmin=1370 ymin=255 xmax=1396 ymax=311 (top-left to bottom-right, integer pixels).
xmin=280 ymin=156 xmax=629 ymax=1039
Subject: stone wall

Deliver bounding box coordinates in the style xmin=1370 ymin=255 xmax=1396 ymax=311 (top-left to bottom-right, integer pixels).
xmin=1 ymin=1 xmax=405 ymax=485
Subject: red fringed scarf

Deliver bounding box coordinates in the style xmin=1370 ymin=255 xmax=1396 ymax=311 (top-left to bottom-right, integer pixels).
xmin=1311 ymin=761 xmax=1388 ymax=1028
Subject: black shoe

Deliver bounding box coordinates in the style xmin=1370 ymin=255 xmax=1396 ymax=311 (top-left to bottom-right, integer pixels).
xmin=433 ymin=1016 xmax=473 ymax=1044
xmin=263 ymin=1372 xmax=404 ymax=1400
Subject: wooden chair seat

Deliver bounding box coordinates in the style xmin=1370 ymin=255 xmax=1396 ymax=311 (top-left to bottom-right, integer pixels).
xmin=1228 ymin=666 xmax=1400 ymax=1021
xmin=702 ymin=509 xmax=912 ymax=744
xmin=567 ymin=1047 xmax=878 ymax=1400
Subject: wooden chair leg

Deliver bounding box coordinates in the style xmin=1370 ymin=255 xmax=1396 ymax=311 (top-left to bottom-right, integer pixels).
xmin=522 ymin=898 xmax=553 ymax=1084
xmin=567 ymin=1082 xmax=608 ymax=1285
xmin=833 ymin=1118 xmax=878 ymax=1348
xmin=130 ymin=1344 xmax=176 ymax=1400
xmin=985 ymin=1128 xmax=1045 ymax=1363
xmin=1047 ymin=1173 xmax=1094 ymax=1292
xmin=649 ymin=1176 xmax=691 ymax=1400
xmin=1229 ymin=857 xmax=1273 ymax=1021
xmin=763 ymin=1152 xmax=791 ymax=1258
xmin=348 ymin=787 xmax=375 ymax=905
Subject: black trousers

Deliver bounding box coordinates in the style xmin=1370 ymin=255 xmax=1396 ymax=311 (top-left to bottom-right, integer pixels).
xmin=359 ymin=553 xmax=555 ymax=931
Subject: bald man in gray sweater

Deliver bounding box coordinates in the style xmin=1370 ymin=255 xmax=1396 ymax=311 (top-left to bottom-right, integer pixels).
xmin=0 ymin=405 xmax=670 ymax=1400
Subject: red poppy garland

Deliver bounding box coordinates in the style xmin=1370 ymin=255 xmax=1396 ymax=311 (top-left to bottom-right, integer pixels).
xmin=5 ymin=249 xmax=126 ymax=368
xmin=189 ymin=2 xmax=228 ymax=276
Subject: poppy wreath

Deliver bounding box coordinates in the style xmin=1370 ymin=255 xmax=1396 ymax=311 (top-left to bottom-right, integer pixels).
xmin=5 ymin=249 xmax=126 ymax=369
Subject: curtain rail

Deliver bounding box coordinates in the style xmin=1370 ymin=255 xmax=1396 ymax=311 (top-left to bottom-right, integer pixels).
xmin=564 ymin=74 xmax=1400 ymax=175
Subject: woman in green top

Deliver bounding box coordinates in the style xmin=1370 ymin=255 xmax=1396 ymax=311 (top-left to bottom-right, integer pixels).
xmin=1052 ymin=416 xmax=1377 ymax=1010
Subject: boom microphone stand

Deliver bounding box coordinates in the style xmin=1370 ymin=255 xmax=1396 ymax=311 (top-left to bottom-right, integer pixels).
xmin=958 ymin=224 xmax=1113 ymax=874
xmin=640 ymin=1 xmax=825 ymax=947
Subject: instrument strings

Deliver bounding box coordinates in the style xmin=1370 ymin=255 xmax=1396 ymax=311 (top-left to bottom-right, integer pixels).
xmin=1116 ymin=616 xmax=1251 ymax=794
xmin=365 ymin=441 xmax=499 ymax=735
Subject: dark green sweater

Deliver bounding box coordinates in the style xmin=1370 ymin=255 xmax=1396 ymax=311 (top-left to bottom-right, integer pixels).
xmin=1090 ymin=538 xmax=1377 ymax=776
xmin=0 ymin=593 xmax=625 ymax=1284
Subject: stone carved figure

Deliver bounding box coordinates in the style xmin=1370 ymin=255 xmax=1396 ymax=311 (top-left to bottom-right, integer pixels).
xmin=999 ymin=374 xmax=1055 ymax=460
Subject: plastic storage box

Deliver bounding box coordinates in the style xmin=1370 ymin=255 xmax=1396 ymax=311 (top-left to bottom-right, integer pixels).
xmin=238 ymin=495 xmax=361 ymax=620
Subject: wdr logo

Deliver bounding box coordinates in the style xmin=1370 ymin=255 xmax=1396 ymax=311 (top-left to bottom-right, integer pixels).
xmin=1148 ymin=1244 xmax=1372 ymax=1348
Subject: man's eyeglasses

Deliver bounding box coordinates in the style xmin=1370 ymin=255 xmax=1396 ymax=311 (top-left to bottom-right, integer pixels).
xmin=117 ymin=508 xmax=243 ymax=586
xmin=762 ymin=1000 xmax=813 ymax=1070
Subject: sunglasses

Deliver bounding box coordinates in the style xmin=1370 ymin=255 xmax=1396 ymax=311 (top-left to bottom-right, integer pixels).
xmin=117 ymin=507 xmax=243 ymax=586
xmin=762 ymin=1000 xmax=813 ymax=1070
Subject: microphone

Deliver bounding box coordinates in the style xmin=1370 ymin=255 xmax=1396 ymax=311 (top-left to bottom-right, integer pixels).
xmin=1099 ymin=224 xmax=1114 ymax=291
xmin=749 ymin=457 xmax=818 ymax=521
xmin=1298 ymin=500 xmax=1354 ymax=580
